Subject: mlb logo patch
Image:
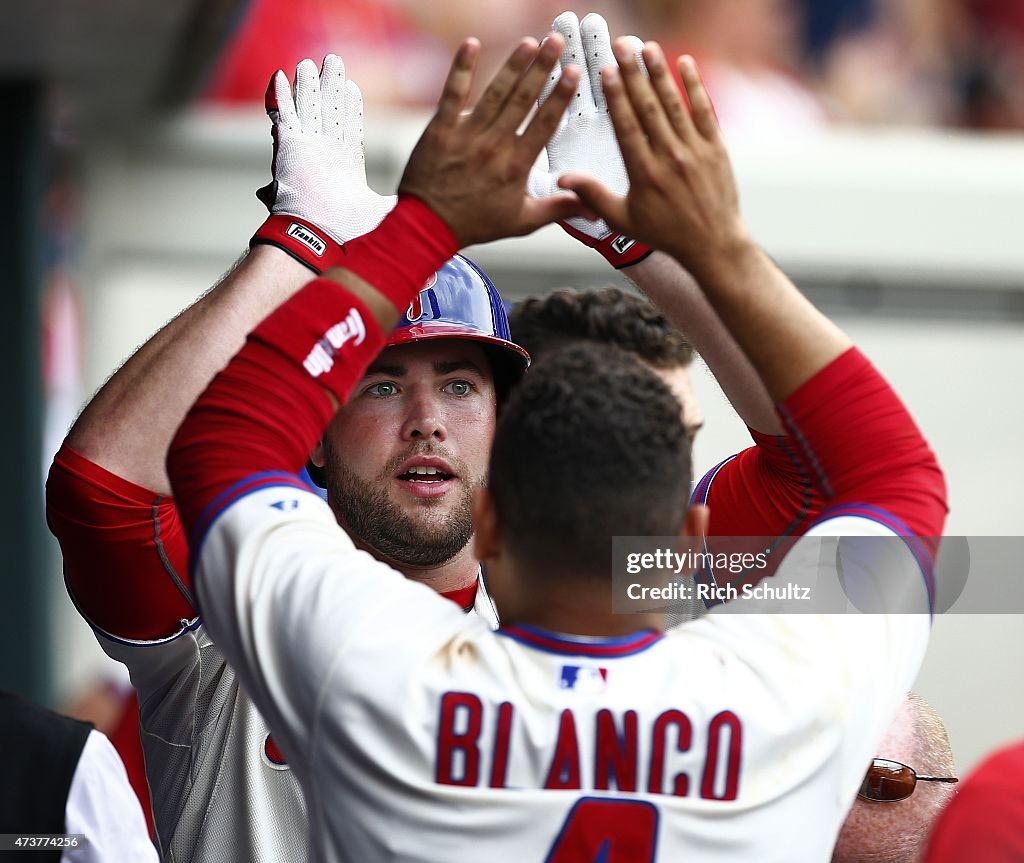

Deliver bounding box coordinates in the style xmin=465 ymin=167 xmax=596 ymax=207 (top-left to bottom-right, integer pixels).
xmin=559 ymin=664 xmax=608 ymax=694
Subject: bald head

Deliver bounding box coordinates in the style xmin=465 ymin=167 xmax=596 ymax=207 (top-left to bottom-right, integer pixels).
xmin=832 ymin=694 xmax=957 ymax=863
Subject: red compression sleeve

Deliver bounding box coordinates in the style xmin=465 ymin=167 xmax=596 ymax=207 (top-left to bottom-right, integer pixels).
xmin=692 ymin=430 xmax=825 ymax=599
xmin=45 ymin=446 xmax=194 ymax=639
xmin=339 ymin=195 xmax=458 ymax=311
xmin=777 ymin=347 xmax=948 ymax=556
xmin=168 ymin=196 xmax=459 ymax=545
xmin=694 ymin=429 xmax=823 ymax=538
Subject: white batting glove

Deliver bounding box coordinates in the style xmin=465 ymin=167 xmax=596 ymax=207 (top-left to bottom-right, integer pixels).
xmin=251 ymin=54 xmax=397 ymax=273
xmin=528 ymin=12 xmax=652 ymax=269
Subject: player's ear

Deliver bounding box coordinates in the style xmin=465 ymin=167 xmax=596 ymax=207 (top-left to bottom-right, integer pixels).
xmin=472 ymin=487 xmax=501 ymax=564
xmin=309 ymin=438 xmax=327 ymax=469
xmin=681 ymin=504 xmax=708 ymax=540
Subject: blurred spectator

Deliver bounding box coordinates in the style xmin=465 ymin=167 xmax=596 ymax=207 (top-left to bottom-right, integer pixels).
xmin=0 ymin=690 xmax=157 ymax=862
xmin=203 ymin=0 xmax=450 ymax=106
xmin=202 ymin=0 xmax=622 ymax=107
xmin=799 ymin=0 xmax=1024 ymax=130
xmin=632 ymin=0 xmax=828 ymax=143
xmin=201 ymin=0 xmax=1024 ymax=128
xmin=833 ymin=693 xmax=958 ymax=863
xmin=402 ymin=0 xmax=625 ymax=102
xmin=953 ymin=0 xmax=1024 ymax=130
xmin=807 ymin=0 xmax=965 ymax=126
xmin=799 ymin=0 xmax=876 ymax=67
xmin=923 ymin=738 xmax=1024 ymax=862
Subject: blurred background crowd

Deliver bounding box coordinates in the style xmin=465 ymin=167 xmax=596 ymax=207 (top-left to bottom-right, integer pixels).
xmin=205 ymin=0 xmax=1024 ymax=133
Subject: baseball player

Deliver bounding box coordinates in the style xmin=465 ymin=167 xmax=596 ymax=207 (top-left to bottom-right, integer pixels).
xmin=508 ymin=287 xmax=704 ymax=441
xmin=166 ymin=35 xmax=946 ymax=863
xmin=507 ymin=286 xmax=714 ymax=623
xmin=44 ymin=40 xmax=576 ymax=862
xmin=0 ymin=690 xmax=157 ymax=863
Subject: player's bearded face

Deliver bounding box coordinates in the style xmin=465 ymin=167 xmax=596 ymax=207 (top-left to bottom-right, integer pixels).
xmin=322 ymin=444 xmax=483 ymax=567
xmin=314 ymin=340 xmax=497 ymax=569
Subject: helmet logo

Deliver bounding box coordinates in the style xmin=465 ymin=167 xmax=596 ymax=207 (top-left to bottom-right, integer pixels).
xmin=407 ymin=287 xmax=442 ymax=322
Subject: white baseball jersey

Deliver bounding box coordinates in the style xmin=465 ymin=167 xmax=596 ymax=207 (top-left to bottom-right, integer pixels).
xmin=196 ymin=485 xmax=931 ymax=863
xmin=64 ymin=730 xmax=159 ymax=863
xmin=94 ymin=573 xmax=497 ymax=863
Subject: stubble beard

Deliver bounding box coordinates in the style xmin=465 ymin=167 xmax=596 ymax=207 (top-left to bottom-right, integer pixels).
xmin=323 ymin=446 xmax=480 ymax=568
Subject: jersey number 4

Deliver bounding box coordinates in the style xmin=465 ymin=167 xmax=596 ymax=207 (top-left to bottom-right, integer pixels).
xmin=546 ymin=798 xmax=658 ymax=862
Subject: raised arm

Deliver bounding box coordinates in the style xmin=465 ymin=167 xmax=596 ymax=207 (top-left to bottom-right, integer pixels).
xmin=46 ymin=56 xmax=397 ymax=639
xmin=624 ymin=253 xmax=783 ymax=433
xmin=65 ymin=247 xmax=309 ymax=493
xmin=529 ymin=11 xmax=782 ymax=435
xmin=559 ymin=42 xmax=946 ymax=540
xmin=65 ymin=55 xmax=394 ymax=494
xmin=560 ymin=44 xmax=847 ymax=407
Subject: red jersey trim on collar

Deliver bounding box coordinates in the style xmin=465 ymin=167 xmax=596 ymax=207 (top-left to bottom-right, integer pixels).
xmin=441 ymin=583 xmax=478 ymax=612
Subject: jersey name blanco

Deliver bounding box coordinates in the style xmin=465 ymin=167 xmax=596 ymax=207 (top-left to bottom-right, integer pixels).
xmin=196 ymin=487 xmax=931 ymax=863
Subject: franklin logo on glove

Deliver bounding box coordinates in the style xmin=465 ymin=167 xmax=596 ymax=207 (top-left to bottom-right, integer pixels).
xmin=286 ymin=223 xmax=327 ymax=257
xmin=611 ymin=235 xmax=637 ymax=255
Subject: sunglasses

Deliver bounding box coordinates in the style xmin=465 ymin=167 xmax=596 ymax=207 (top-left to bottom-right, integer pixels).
xmin=857 ymin=758 xmax=959 ymax=802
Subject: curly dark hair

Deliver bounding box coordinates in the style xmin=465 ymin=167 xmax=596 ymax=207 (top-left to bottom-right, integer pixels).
xmin=508 ymin=288 xmax=694 ymax=370
xmin=489 ymin=342 xmax=692 ymax=576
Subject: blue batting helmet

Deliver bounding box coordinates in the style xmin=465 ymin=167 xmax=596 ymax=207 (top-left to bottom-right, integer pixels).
xmin=387 ymin=254 xmax=530 ymax=394
xmin=305 ymin=255 xmax=527 ymax=490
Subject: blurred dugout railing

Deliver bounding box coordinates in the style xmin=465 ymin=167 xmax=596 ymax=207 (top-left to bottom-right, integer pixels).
xmin=87 ymin=107 xmax=1024 ymax=315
